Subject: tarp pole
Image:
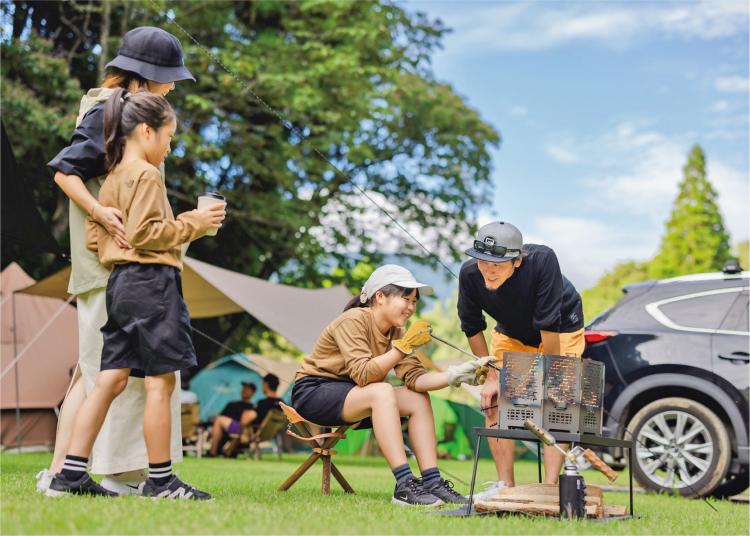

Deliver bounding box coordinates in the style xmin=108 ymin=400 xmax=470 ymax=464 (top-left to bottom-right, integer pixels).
xmin=12 ymin=292 xmax=21 ymax=450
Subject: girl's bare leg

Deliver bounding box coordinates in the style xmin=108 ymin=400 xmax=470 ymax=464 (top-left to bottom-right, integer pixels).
xmin=341 ymin=382 xmax=407 ymax=468
xmin=67 ymin=369 xmax=130 ymax=458
xmin=49 ymin=371 xmax=86 ymax=473
xmin=394 ymin=387 xmax=437 ymax=472
xmin=143 ymin=372 xmax=176 ymax=463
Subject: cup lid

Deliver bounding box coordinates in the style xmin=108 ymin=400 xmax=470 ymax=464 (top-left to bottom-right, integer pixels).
xmin=200 ymin=191 xmax=225 ymax=200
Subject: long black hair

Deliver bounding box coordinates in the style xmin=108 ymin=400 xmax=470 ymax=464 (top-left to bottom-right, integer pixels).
xmin=103 ymin=88 xmax=176 ymax=171
xmin=343 ymin=284 xmax=420 ymax=312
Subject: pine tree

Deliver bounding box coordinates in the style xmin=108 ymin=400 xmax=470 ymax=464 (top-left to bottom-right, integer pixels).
xmin=649 ymin=145 xmax=732 ymax=278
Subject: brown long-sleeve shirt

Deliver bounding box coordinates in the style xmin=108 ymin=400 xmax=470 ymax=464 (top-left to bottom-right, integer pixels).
xmin=86 ymin=159 xmax=204 ymax=270
xmin=295 ymin=307 xmax=427 ymax=390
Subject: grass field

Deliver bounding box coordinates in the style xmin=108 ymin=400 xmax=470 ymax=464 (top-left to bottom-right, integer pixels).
xmin=2 ymin=452 xmax=747 ymax=534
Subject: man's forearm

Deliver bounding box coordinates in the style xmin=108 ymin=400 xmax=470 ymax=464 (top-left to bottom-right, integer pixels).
xmin=467 ymin=332 xmax=490 ymax=357
xmin=54 ymin=172 xmax=97 ymax=214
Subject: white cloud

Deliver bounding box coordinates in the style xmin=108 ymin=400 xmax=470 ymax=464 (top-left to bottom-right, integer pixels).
xmin=710 ymin=100 xmax=730 ymax=112
xmin=530 ymin=123 xmax=749 ymax=289
xmin=509 ymin=105 xmax=528 ymax=117
xmin=545 ymin=144 xmax=580 ymax=164
xmin=715 ymin=76 xmax=750 ymax=93
xmin=435 ymin=1 xmax=749 ymax=51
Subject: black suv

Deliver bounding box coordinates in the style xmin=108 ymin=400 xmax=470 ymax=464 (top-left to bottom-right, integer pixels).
xmin=583 ymin=262 xmax=748 ymax=498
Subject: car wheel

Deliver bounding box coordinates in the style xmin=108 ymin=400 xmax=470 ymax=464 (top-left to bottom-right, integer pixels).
xmin=711 ymin=467 xmax=750 ymax=499
xmin=628 ymin=397 xmax=731 ymax=497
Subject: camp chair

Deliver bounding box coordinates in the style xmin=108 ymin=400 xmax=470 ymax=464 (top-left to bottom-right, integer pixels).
xmin=277 ymin=402 xmax=357 ymax=495
xmin=245 ymin=408 xmax=287 ymax=460
xmin=181 ymin=403 xmax=208 ymax=458
xmin=222 ymin=408 xmax=288 ymax=459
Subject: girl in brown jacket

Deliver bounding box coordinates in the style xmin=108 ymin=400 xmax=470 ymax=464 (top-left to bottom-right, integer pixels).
xmin=293 ymin=264 xmax=492 ymax=506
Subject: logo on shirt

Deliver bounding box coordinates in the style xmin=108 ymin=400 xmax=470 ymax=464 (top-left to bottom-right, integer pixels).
xmin=569 ymin=311 xmax=579 ymax=324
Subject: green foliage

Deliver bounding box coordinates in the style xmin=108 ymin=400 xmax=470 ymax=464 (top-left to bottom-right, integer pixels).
xmin=581 ymin=260 xmax=650 ymax=321
xmin=3 ymin=0 xmax=499 ymax=362
xmin=419 ymin=291 xmax=491 ymax=362
xmin=649 ymin=145 xmax=732 ymax=279
xmin=732 ymin=240 xmax=749 ymax=270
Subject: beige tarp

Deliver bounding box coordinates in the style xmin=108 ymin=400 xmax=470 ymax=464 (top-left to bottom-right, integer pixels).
xmin=1 ymin=263 xmax=78 ymax=446
xmin=19 ymin=257 xmax=353 ymax=354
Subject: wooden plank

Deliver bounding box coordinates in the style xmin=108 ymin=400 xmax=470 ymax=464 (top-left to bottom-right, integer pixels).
xmin=603 ymin=504 xmax=628 ymax=517
xmin=474 ymin=500 xmax=598 ymax=517
xmin=490 ymin=495 xmax=601 ymax=506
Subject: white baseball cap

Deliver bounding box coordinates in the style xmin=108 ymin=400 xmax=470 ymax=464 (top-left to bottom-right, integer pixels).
xmin=360 ymin=264 xmax=434 ymax=303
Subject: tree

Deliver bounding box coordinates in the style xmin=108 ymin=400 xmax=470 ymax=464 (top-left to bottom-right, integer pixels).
xmin=732 ymin=240 xmax=749 ymax=270
xmin=581 ymin=260 xmax=650 ymax=321
xmin=1 ymin=1 xmax=500 ymax=363
xmin=649 ymin=145 xmax=731 ymax=279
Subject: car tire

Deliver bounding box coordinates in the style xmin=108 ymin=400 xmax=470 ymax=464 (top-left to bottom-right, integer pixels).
xmin=628 ymin=397 xmax=731 ymax=497
xmin=711 ymin=467 xmax=750 ymax=499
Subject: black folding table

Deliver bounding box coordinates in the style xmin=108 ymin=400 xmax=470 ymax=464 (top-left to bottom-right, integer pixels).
xmin=467 ymin=427 xmax=635 ymax=517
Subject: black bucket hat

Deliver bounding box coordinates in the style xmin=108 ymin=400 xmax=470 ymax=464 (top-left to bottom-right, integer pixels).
xmin=105 ymin=26 xmax=195 ymax=83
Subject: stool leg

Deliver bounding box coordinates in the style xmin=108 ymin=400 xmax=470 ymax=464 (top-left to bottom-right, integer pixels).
xmin=278 ymin=452 xmax=320 ymax=491
xmin=322 ymin=455 xmax=331 ymax=495
xmin=331 ymin=462 xmax=354 ymax=493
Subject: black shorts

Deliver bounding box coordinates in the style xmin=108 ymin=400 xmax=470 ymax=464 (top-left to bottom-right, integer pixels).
xmin=100 ymin=263 xmax=197 ymax=377
xmin=291 ymin=376 xmax=373 ymax=429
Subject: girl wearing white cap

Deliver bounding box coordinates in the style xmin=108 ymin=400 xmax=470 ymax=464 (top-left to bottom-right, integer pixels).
xmin=293 ymin=264 xmax=492 ymax=506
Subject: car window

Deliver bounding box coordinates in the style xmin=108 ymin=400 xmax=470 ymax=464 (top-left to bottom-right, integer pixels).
xmin=719 ymin=290 xmax=749 ymax=333
xmin=658 ymin=291 xmax=739 ymax=331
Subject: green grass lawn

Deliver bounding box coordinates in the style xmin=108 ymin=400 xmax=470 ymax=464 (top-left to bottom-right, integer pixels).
xmin=2 ymin=452 xmax=747 ymax=534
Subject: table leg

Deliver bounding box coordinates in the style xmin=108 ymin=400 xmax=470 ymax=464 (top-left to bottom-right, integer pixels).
xmin=537 ymin=442 xmax=542 ymax=483
xmin=467 ymin=435 xmax=483 ymax=515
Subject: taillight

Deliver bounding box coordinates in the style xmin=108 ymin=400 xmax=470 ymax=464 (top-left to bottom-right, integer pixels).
xmin=585 ymin=330 xmax=617 ymax=345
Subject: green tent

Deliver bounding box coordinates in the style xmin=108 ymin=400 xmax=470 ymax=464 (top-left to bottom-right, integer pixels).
xmin=190 ymin=354 xmax=265 ymax=421
xmin=334 ymin=394 xmax=492 ymax=459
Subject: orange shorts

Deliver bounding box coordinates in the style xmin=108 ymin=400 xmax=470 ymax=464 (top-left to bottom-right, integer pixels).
xmin=490 ymin=329 xmax=585 ymax=366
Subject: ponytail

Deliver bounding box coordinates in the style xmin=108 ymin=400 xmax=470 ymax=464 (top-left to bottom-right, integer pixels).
xmin=103 ymin=88 xmax=176 ymax=171
xmin=342 ymin=284 xmax=419 ymax=312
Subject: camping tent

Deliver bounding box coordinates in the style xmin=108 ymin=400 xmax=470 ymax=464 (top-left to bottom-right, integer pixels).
xmin=0 ymin=263 xmax=77 ymax=447
xmin=19 ymin=257 xmax=353 ymax=355
xmin=190 ymin=353 xmax=293 ymax=421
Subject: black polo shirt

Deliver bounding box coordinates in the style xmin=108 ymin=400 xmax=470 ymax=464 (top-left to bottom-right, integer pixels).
xmin=457 ymin=244 xmax=583 ymax=347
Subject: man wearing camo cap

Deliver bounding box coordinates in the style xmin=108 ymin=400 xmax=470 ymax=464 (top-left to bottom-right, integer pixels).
xmin=457 ymin=221 xmax=584 ymax=498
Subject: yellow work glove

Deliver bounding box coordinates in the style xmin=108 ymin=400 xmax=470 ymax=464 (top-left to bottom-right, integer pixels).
xmin=392 ymin=320 xmax=432 ymax=355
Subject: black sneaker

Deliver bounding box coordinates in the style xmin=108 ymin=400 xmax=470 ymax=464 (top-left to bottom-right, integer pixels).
xmin=391 ymin=476 xmax=442 ymax=507
xmin=423 ymin=478 xmax=470 ymax=504
xmin=142 ymin=475 xmax=212 ymax=501
xmin=45 ymin=473 xmax=118 ymax=498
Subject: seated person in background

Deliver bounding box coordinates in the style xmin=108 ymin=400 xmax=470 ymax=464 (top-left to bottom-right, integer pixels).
xmin=243 ymin=373 xmax=284 ymax=430
xmin=208 ymin=381 xmax=256 ymax=456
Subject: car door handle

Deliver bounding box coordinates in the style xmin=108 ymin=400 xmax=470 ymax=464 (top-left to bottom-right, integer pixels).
xmin=718 ymin=352 xmax=749 ymax=363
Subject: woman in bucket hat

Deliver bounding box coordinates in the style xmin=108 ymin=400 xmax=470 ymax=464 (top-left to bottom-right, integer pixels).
xmin=37 ymin=27 xmax=200 ymax=496
xmin=292 ymin=264 xmax=493 ymax=506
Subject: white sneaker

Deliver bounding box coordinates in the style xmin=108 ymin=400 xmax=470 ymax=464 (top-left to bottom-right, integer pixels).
xmin=35 ymin=468 xmax=53 ymax=493
xmin=467 ymin=480 xmax=507 ymax=501
xmin=100 ymin=469 xmax=147 ymax=496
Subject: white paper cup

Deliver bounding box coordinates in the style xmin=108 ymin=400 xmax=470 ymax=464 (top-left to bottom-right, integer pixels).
xmin=197 ymin=192 xmax=226 ymax=236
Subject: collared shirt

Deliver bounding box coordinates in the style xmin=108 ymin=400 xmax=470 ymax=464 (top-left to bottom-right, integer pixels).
xmin=457 ymin=244 xmax=583 ymax=347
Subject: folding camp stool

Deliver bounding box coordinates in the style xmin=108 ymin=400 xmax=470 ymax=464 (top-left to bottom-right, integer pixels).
xmin=277 ymin=402 xmax=357 ymax=495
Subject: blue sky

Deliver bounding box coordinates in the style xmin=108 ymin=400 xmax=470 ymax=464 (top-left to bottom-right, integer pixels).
xmin=401 ymin=0 xmax=749 ymax=291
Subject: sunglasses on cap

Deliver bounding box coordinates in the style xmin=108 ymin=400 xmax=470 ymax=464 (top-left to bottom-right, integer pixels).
xmin=473 ymin=239 xmax=521 ymax=258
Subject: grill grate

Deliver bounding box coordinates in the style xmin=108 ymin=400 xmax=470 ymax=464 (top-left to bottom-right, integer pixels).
xmin=580 ymin=359 xmax=605 ymax=435
xmin=499 ymin=352 xmax=544 ymax=429
xmin=543 ymin=355 xmax=581 ymax=432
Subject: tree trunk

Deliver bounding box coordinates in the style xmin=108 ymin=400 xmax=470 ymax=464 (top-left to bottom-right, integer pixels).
xmin=97 ymin=0 xmax=111 ymax=82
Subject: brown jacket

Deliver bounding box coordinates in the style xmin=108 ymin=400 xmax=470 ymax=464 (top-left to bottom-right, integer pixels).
xmin=86 ymin=159 xmax=204 ymax=270
xmin=295 ymin=307 xmax=427 ymax=390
